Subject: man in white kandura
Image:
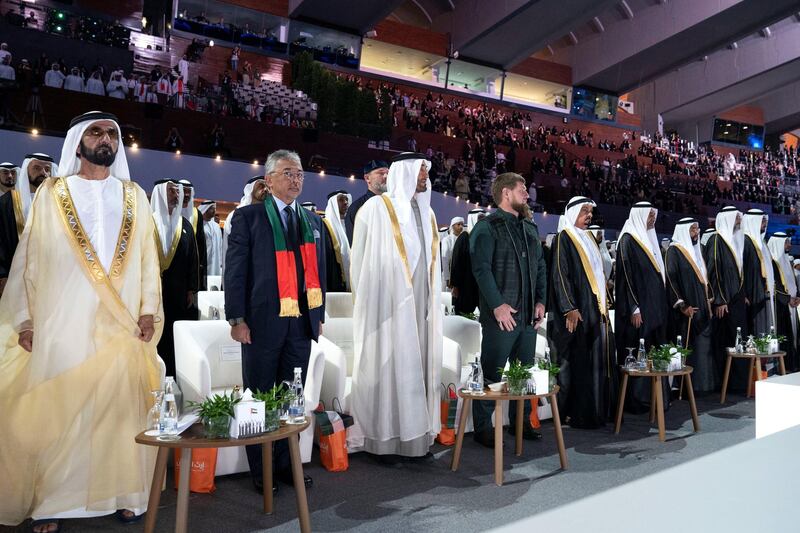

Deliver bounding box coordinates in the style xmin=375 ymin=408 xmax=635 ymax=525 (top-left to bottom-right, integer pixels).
xmin=440 ymin=216 xmax=464 ymax=290
xmin=0 ymin=111 xmax=163 ymax=533
xmin=349 ymin=152 xmax=443 ymax=459
xmin=199 ymin=200 xmax=223 ymax=276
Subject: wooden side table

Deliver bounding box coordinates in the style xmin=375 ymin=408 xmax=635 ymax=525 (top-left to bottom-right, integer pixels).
xmin=450 ymin=385 xmax=567 ymax=486
xmin=721 ymin=349 xmax=787 ymax=404
xmin=135 ymin=420 xmax=311 ymax=533
xmin=614 ymin=366 xmax=699 ymax=442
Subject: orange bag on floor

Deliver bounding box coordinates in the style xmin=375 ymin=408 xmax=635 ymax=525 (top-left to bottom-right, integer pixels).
xmin=174 ymin=448 xmax=217 ymax=493
xmin=436 ymin=383 xmax=457 ymax=445
xmin=319 ymin=429 xmax=349 ymax=472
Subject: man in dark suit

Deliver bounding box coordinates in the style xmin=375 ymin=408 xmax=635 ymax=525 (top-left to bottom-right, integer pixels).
xmin=225 ymin=149 xmax=326 ymax=494
xmin=225 ymin=150 xmax=325 ymax=491
xmin=344 ymin=159 xmax=388 ymax=244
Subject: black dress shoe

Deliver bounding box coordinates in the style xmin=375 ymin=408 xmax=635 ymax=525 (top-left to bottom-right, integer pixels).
xmin=252 ymin=477 xmax=278 ymax=495
xmin=508 ymin=425 xmax=543 ymax=441
xmin=276 ymin=470 xmax=313 ymax=488
xmin=472 ymin=430 xmax=495 ymax=448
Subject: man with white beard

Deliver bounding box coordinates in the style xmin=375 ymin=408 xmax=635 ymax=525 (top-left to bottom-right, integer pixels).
xmin=349 ymin=152 xmax=442 ymax=459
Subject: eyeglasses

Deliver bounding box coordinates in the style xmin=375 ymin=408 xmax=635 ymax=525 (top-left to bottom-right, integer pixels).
xmin=84 ymin=127 xmax=119 ymax=141
xmin=272 ymin=169 xmax=304 ymax=182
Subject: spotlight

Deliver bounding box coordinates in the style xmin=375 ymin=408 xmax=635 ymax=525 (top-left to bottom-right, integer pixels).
xmin=216 ymin=155 xmax=221 ymax=161
xmin=31 ymin=128 xmax=39 ymax=135
xmin=320 ymin=170 xmax=325 ymax=176
xmin=208 ymin=40 xmax=215 ymax=47
xmin=252 ymin=159 xmax=258 ymax=165
xmin=131 ymin=142 xmax=138 ymax=149
xmin=349 ymin=175 xmax=355 ymax=180
xmin=176 ymin=150 xmax=181 ymax=155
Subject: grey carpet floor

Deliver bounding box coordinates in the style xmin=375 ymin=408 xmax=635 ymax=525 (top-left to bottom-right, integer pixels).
xmin=2 ymin=392 xmax=756 ymax=532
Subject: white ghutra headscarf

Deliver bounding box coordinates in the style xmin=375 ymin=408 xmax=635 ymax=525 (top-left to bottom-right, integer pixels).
xmin=150 ymin=179 xmax=184 ymax=257
xmin=17 ymin=153 xmax=58 ymax=220
xmin=558 ymin=196 xmax=606 ymax=310
xmin=669 ymin=217 xmax=707 ymax=283
xmin=742 ymin=208 xmax=774 ymax=295
xmin=768 ymin=232 xmax=796 ymax=296
xmin=617 ymin=201 xmax=665 ymax=283
xmin=386 ymin=152 xmax=433 ymax=271
xmin=715 ymin=206 xmax=744 ymax=273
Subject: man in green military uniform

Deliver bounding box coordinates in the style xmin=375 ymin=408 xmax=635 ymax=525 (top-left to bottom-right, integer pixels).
xmin=470 ymin=173 xmax=547 ymax=447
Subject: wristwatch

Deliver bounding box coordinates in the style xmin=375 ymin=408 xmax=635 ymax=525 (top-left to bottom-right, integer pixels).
xmin=228 ymin=317 xmax=245 ymax=326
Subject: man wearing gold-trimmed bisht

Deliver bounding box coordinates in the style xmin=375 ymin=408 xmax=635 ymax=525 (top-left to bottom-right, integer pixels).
xmin=0 ymin=111 xmax=163 ymax=532
xmin=349 ymin=152 xmax=443 ymax=459
xmin=151 ymin=178 xmax=198 ymax=378
xmin=322 ymin=189 xmax=352 ymax=292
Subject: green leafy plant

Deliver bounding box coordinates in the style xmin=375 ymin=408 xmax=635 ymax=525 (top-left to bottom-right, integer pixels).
xmin=459 ymin=312 xmax=477 ymax=321
xmin=537 ymin=359 xmax=561 ymax=377
xmin=753 ymin=333 xmax=786 ymax=354
xmin=253 ymin=384 xmax=293 ymax=411
xmin=649 ymin=343 xmax=691 ymax=370
xmin=187 ymin=391 xmax=241 ymax=419
xmin=501 ymin=360 xmax=533 ymax=384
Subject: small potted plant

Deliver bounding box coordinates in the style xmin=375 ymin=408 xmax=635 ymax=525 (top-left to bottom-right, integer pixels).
xmin=188 ymin=391 xmax=240 ymax=439
xmin=253 ymin=384 xmax=291 ymax=432
xmin=501 ymin=360 xmax=533 ymax=395
xmin=754 ymin=333 xmax=785 ymax=354
xmin=537 ymin=359 xmax=561 ymax=389
xmin=648 ymin=343 xmax=691 ymax=372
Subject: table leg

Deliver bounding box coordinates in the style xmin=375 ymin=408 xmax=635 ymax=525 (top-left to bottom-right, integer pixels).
xmin=175 ymin=448 xmax=192 ymax=533
xmin=746 ymin=359 xmax=755 ymax=398
xmin=720 ymin=355 xmax=733 ymax=404
xmin=649 ymin=380 xmax=657 ymax=424
xmin=450 ymin=397 xmax=471 ymax=472
xmin=678 ymin=375 xmax=685 ymax=401
xmin=262 ymin=442 xmax=273 ymax=514
xmin=143 ymin=447 xmax=169 ymax=533
xmin=779 ymin=356 xmax=787 ymax=375
xmin=654 ymin=377 xmax=666 ymax=442
xmin=614 ymin=373 xmax=629 ymax=434
xmin=494 ymin=400 xmax=503 ymax=486
xmin=684 ymin=373 xmax=700 ymax=432
xmin=515 ymin=399 xmax=523 ymax=457
xmin=288 ymin=435 xmax=311 ymax=533
xmin=549 ymin=393 xmax=568 ymax=470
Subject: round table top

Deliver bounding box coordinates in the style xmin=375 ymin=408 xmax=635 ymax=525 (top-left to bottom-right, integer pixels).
xmin=135 ymin=419 xmax=310 ymax=449
xmin=620 ymin=365 xmax=693 ymax=378
xmin=458 ymin=384 xmax=559 ymax=401
xmin=726 ymin=348 xmax=786 ymax=359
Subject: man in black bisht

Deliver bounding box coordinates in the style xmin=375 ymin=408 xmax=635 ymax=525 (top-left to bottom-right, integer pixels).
xmin=768 ymin=232 xmax=800 ymax=371
xmin=150 ymin=179 xmax=199 ymax=377
xmin=179 ymin=179 xmax=207 ymax=293
xmin=0 ymin=153 xmax=55 ymax=292
xmin=322 ymin=189 xmax=351 ymax=292
xmin=614 ymin=201 xmax=669 ymax=413
xmin=666 ymin=218 xmax=716 ymax=392
xmin=741 ymin=209 xmax=774 ymax=337
xmin=704 ymin=206 xmax=749 ymax=392
xmin=470 ymin=173 xmax=546 ymax=447
xmin=344 ymin=160 xmax=388 ymax=244
xmin=549 ymin=196 xmax=617 ymax=429
xmin=450 ymin=208 xmax=486 ymax=315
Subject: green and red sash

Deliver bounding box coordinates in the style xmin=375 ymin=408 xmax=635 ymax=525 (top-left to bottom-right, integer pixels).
xmin=264 ymin=196 xmax=323 ymax=317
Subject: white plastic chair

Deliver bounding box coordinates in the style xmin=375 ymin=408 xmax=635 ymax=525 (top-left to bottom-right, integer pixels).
xmin=173 ymin=320 xmax=324 ymax=471
xmin=207 ymin=275 xmax=222 ymax=290
xmin=197 ymin=291 xmax=226 ymax=320
xmin=324 ymin=292 xmax=354 ymax=318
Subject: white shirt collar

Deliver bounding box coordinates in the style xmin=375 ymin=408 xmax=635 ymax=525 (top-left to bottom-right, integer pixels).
xmin=273 ymin=196 xmax=296 ymax=213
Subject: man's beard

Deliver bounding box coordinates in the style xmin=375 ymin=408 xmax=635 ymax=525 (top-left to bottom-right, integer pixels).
xmin=28 ymin=173 xmax=47 ymax=188
xmin=691 ymin=236 xmax=699 ymax=245
xmin=376 ymin=182 xmax=388 ymax=193
xmin=79 ymin=140 xmax=117 ymax=167
xmin=0 ymin=176 xmax=15 ymax=187
xmin=511 ymin=201 xmax=531 ymax=219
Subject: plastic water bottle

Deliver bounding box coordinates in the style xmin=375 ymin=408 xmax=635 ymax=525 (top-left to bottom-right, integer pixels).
xmin=735 ymin=327 xmax=743 ymax=354
xmin=676 ymin=335 xmax=683 ymax=348
xmin=637 ymin=338 xmax=647 ymax=369
xmin=470 ymin=356 xmax=484 ymax=393
xmin=769 ymin=325 xmax=778 ymax=353
xmin=159 ymin=377 xmax=179 ymax=440
xmin=287 ymin=367 xmax=305 ymax=425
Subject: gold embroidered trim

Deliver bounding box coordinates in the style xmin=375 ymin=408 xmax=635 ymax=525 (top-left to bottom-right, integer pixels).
xmin=380 ymin=195 xmax=412 ymax=286
xmin=109 ymin=182 xmax=136 ymax=278
xmin=11 ymin=190 xmax=24 ymax=237
xmin=155 ymin=217 xmax=183 ymax=272
xmin=563 ymin=229 xmax=606 ymax=317
xmin=322 ymin=217 xmax=347 ymax=286
xmin=429 ymin=213 xmax=439 ymax=285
